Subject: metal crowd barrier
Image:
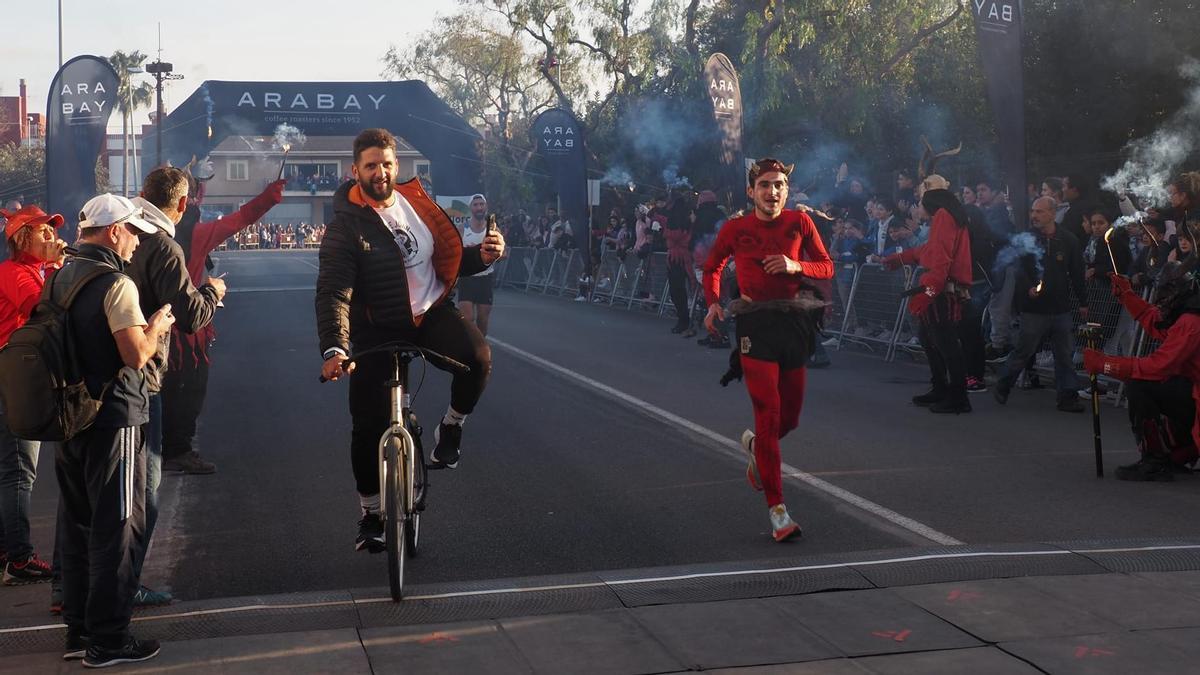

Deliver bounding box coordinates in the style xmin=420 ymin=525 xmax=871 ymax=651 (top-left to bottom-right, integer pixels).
xmin=835 ymin=263 xmax=914 ymax=362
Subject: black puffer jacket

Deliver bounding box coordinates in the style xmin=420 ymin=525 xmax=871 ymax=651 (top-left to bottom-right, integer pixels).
xmin=316 ymin=179 xmax=488 ymax=354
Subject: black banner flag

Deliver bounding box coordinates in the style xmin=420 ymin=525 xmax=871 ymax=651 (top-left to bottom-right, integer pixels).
xmin=45 ymin=56 xmax=119 ymax=241
xmin=973 ymin=0 xmax=1027 ymax=225
xmin=529 ymin=108 xmax=588 ymax=259
xmin=704 ymin=53 xmax=744 ymax=207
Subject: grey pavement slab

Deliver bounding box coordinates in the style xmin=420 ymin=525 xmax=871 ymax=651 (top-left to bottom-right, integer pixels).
xmin=1025 ymin=573 xmax=1200 ymax=630
xmin=602 ymin=563 xmax=873 ymax=607
xmin=853 ymin=646 xmax=1043 ymax=674
xmin=768 ymin=588 xmax=981 ymax=656
xmin=499 ymin=609 xmax=682 ymax=675
xmin=698 ymin=660 xmax=871 ymax=674
xmin=1135 ymin=570 xmax=1200 ymax=599
xmin=894 ymin=578 xmax=1123 ymax=642
xmin=1137 ymin=626 xmax=1200 ymax=661
xmin=1000 ymin=631 xmax=1194 ymax=675
xmin=361 ymin=621 xmax=532 ymax=675
xmin=631 ymin=598 xmax=838 ymax=670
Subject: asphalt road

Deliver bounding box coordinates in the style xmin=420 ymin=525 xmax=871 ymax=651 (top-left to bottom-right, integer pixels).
xmin=139 ymin=250 xmax=1196 ymax=602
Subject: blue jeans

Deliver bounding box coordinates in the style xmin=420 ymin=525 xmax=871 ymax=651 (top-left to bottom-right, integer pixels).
xmin=996 ymin=312 xmax=1081 ymax=401
xmin=133 ymin=394 xmax=162 ymax=579
xmin=0 ymin=404 xmax=42 ymax=560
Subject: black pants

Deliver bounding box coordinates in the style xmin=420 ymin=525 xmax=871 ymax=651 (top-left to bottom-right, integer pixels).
xmin=1127 ymin=378 xmax=1196 ymax=454
xmin=917 ymin=294 xmax=967 ymax=392
xmin=667 ymin=261 xmax=690 ymax=327
xmin=348 ymin=303 xmax=491 ymax=495
xmin=958 ymin=294 xmax=986 ymax=380
xmin=56 ymin=425 xmax=146 ymax=648
xmin=161 ymin=360 xmax=210 ymax=460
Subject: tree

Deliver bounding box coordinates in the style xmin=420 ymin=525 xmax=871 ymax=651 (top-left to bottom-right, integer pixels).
xmin=106 ymin=50 xmax=153 ymax=196
xmin=0 ymin=143 xmax=45 ymax=206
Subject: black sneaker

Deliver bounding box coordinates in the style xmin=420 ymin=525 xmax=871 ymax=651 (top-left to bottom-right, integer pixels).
xmin=431 ymin=423 xmax=462 ymax=469
xmin=985 ymin=345 xmax=1012 ymax=364
xmin=162 ymin=451 xmax=217 ymax=474
xmin=707 ymin=338 xmax=732 ymax=350
xmin=1057 ymin=397 xmax=1085 ymax=413
xmin=912 ymin=389 xmax=946 ymax=407
xmin=355 ymin=513 xmax=385 ymax=553
xmin=697 ymin=335 xmax=714 ymax=346
xmin=64 ymin=631 xmax=89 ymax=661
xmin=1115 ymin=456 xmax=1180 ymax=482
xmin=3 ymin=553 xmax=52 ymax=585
xmin=83 ymin=637 xmax=160 ymax=668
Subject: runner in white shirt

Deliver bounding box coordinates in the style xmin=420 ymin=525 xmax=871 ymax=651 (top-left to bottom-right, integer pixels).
xmin=458 ymin=194 xmax=496 ymax=335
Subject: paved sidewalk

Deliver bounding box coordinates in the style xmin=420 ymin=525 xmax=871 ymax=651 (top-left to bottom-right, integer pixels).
xmin=5 ymin=541 xmax=1200 ymax=673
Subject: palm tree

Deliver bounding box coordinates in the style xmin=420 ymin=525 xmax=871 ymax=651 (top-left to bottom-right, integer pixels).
xmin=106 ymin=50 xmax=153 ymax=195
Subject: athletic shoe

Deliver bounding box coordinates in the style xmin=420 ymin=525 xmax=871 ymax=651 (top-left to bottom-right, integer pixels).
xmin=912 ymin=388 xmax=946 ymax=407
xmin=696 ymin=335 xmax=713 ymax=346
xmin=740 ymin=430 xmax=763 ymax=492
xmin=83 ymin=637 xmax=160 ymax=668
xmin=671 ymin=322 xmax=689 ymax=334
xmin=356 ymin=513 xmax=385 ymax=553
xmin=3 ymin=553 xmax=52 ymax=585
xmin=707 ymin=338 xmax=732 ymax=350
xmin=431 ymin=423 xmax=462 ymax=469
xmin=769 ymin=504 xmax=801 ymax=542
xmin=681 ymin=327 xmax=697 ymax=338
xmin=64 ymin=631 xmax=89 ymax=661
xmin=821 ymin=336 xmax=839 ymax=347
xmin=965 ymin=376 xmax=988 ymax=393
xmin=1115 ymin=456 xmax=1183 ymax=482
xmin=1018 ymin=372 xmax=1043 ymax=390
xmin=132 ymin=585 xmax=173 ymax=608
xmin=573 ymin=295 xmax=587 ymax=302
xmin=162 ymin=451 xmax=217 ymax=474
xmin=1078 ymin=382 xmax=1109 ymax=398
xmin=984 ymin=345 xmax=1011 ymax=364
xmin=1057 ymin=397 xmax=1085 ymax=413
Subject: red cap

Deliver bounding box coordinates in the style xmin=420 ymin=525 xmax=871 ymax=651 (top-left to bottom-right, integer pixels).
xmin=1 ymin=205 xmax=64 ymax=240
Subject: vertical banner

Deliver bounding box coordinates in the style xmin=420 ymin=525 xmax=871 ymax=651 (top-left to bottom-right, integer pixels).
xmin=972 ymin=1 xmax=1027 ymax=226
xmin=529 ymin=108 xmax=588 ymax=261
xmin=704 ymin=53 xmax=744 ymax=208
xmin=45 ymin=56 xmax=120 ymax=241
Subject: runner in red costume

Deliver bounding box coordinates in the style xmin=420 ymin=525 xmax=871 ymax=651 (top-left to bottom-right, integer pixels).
xmin=703 ymin=158 xmax=834 ymax=542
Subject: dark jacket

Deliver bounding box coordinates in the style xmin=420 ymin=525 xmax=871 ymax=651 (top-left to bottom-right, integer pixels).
xmin=1015 ymin=227 xmax=1088 ymax=315
xmin=127 ymin=199 xmax=219 ymax=392
xmin=1061 ymin=199 xmax=1095 ymax=250
xmin=56 ymin=244 xmax=149 ymax=429
xmin=316 ymin=179 xmax=488 ymax=355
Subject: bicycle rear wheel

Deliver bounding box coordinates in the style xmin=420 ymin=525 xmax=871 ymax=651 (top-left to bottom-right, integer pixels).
xmin=384 ymin=436 xmax=407 ymax=601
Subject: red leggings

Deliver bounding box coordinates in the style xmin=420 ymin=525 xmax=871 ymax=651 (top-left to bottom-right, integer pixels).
xmin=741 ymin=356 xmax=807 ymax=507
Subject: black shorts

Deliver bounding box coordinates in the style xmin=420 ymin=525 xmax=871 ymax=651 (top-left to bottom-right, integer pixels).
xmin=457 ymin=274 xmax=494 ymax=305
xmin=734 ymin=309 xmax=818 ymax=370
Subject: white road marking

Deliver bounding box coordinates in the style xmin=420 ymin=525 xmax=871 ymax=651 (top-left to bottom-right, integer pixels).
xmin=487 ymin=336 xmax=964 ymax=546
xmin=6 ymin=544 xmax=1197 ymax=633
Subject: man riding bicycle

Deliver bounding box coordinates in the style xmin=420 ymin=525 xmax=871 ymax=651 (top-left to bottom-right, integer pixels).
xmin=316 ymin=129 xmax=505 ymax=552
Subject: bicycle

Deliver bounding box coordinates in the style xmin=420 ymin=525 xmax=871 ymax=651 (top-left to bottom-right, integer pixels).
xmin=320 ymin=340 xmax=470 ymax=601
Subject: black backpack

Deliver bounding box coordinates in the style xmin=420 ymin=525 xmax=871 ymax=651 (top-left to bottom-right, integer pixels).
xmin=0 ymin=262 xmax=116 ymax=441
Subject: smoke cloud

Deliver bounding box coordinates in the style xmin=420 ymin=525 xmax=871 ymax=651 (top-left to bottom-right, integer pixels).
xmin=1101 ymin=58 xmax=1200 ymax=205
xmin=993 ymin=231 xmax=1045 ymax=278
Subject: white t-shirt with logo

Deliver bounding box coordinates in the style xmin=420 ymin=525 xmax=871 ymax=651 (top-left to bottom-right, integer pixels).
xmin=374 ymin=195 xmax=445 ymax=317
xmin=461 ymin=223 xmax=493 ymax=276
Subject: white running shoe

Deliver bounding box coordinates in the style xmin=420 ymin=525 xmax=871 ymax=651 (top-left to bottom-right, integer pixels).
xmin=769 ymin=504 xmax=801 ymax=542
xmin=740 ymin=429 xmax=762 ymax=492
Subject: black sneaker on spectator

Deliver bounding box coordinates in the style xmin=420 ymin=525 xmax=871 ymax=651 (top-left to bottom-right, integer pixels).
xmin=697 ymin=335 xmax=714 ymax=347
xmin=984 ymin=345 xmax=1012 ymax=364
xmin=82 ymin=637 xmax=160 ymax=668
xmin=965 ymin=376 xmax=988 ymax=393
xmin=1018 ymin=372 xmax=1044 ymax=390
xmin=912 ymin=388 xmax=946 ymax=407
xmin=356 ymin=513 xmax=385 ymax=552
xmin=3 ymin=553 xmax=52 ymax=585
xmin=163 ymin=451 xmax=216 ymax=474
xmin=1077 ymin=382 xmax=1109 ymax=398
xmin=431 ymin=423 xmax=462 ymax=469
xmin=1057 ymin=396 xmax=1085 ymax=413
xmin=707 ymin=338 xmax=732 ymax=350
xmin=64 ymin=631 xmax=89 ymax=661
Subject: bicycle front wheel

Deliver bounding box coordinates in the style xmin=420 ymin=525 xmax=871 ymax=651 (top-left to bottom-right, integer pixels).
xmin=384 ymin=436 xmax=407 ymax=601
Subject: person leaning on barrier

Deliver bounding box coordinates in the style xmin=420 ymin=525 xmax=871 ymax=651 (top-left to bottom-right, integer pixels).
xmin=1085 ymin=256 xmax=1200 ymax=482
xmin=0 ymin=205 xmax=67 ymax=585
xmin=882 ymin=175 xmax=974 ymax=414
xmin=56 ymin=195 xmax=175 ymax=667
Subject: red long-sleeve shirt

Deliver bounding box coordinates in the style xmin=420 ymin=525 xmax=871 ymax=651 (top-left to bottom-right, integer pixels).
xmin=169 ymin=183 xmax=283 ymax=369
xmin=0 ymin=254 xmax=54 ymax=346
xmin=703 ymin=210 xmax=833 ymax=306
xmin=1116 ymin=292 xmax=1200 ymax=449
xmin=893 ymin=210 xmax=972 ymax=294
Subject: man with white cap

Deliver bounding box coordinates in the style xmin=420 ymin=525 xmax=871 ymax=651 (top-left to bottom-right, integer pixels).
xmin=54 ymin=194 xmax=175 ymax=667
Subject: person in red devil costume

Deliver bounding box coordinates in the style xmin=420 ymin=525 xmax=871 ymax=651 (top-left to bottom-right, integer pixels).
xmin=1084 ymin=254 xmax=1200 ymax=481
xmin=882 ymin=175 xmax=974 ymax=414
xmin=703 ymin=158 xmax=834 ymax=542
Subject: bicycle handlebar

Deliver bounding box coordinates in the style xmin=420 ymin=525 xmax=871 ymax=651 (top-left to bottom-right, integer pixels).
xmin=318 ymin=340 xmax=471 ymax=383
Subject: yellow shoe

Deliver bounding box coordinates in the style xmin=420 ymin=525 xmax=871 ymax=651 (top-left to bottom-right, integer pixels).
xmin=769 ymin=504 xmax=801 ymax=542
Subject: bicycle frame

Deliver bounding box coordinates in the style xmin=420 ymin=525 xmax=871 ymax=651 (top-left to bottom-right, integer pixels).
xmin=379 ymin=353 xmax=418 ymax=519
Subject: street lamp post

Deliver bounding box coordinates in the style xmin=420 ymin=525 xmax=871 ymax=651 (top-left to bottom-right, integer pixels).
xmin=144 ymin=60 xmax=183 ymax=168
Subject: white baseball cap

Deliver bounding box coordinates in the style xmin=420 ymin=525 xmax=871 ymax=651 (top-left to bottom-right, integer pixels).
xmin=78 ymin=194 xmax=157 ymax=233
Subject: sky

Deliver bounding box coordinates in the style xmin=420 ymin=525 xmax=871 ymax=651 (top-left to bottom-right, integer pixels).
xmin=2 ymin=1 xmax=449 ymax=131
